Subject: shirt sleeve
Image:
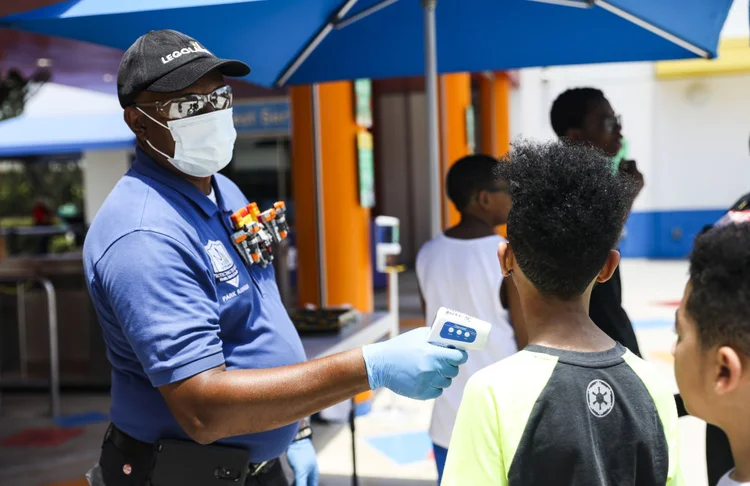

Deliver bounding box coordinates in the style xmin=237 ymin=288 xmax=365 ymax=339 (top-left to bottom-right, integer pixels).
xmin=661 ymin=390 xmax=684 ymax=486
xmin=95 ymin=230 xmax=225 ymax=387
xmin=623 ymin=353 xmax=684 ymax=486
xmin=442 ymin=374 xmax=506 ymax=486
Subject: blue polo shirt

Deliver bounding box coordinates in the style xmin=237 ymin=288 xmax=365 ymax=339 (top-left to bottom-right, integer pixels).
xmin=83 ymin=148 xmax=307 ymax=461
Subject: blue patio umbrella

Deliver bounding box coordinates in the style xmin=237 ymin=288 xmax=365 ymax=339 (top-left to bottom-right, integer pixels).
xmin=1 ymin=0 xmax=734 ymax=237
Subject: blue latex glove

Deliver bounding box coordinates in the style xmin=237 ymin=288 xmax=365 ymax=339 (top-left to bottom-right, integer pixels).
xmin=362 ymin=327 xmax=469 ymax=400
xmin=287 ymin=438 xmax=319 ymax=486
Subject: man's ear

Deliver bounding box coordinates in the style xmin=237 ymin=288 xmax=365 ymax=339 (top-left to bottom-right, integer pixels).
xmin=596 ymin=249 xmax=620 ymax=283
xmin=715 ymin=346 xmax=743 ymax=395
xmin=565 ymin=128 xmax=583 ymax=143
xmin=498 ymin=241 xmax=515 ymax=277
xmin=124 ymin=106 xmax=148 ymax=141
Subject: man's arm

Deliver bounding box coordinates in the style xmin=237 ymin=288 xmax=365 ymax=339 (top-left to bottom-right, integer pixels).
xmin=160 ymin=351 xmax=369 ymax=444
xmin=161 ymin=327 xmax=465 ymax=445
xmin=99 ymin=231 xmax=467 ymax=445
xmin=501 ymin=277 xmax=527 ymax=349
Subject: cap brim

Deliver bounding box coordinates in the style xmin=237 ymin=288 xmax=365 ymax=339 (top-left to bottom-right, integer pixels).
xmin=147 ymin=56 xmax=250 ymax=93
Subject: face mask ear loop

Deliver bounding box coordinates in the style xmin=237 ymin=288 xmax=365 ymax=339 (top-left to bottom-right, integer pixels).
xmin=136 ymin=106 xmax=170 ymax=130
xmin=145 ymin=139 xmax=173 ymax=161
xmin=136 ymin=107 xmax=173 ymax=161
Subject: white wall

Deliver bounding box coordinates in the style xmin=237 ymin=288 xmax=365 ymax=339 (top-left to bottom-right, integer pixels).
xmin=722 ymin=0 xmax=750 ymax=38
xmin=81 ymin=150 xmax=131 ymax=224
xmin=652 ymin=74 xmax=750 ymax=211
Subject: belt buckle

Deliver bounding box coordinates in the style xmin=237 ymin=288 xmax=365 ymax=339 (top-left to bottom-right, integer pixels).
xmin=249 ymin=460 xmax=269 ymax=477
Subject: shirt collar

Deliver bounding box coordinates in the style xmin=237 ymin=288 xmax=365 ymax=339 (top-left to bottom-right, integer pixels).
xmin=131 ymin=147 xmax=230 ymax=217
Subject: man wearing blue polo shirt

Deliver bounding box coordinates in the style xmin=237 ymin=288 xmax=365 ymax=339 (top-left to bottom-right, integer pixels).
xmin=83 ymin=30 xmax=467 ymax=486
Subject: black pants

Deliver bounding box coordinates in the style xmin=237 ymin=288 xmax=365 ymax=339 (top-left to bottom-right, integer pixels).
xmin=97 ymin=424 xmax=288 ymax=486
xmin=98 ymin=450 xmax=289 ymax=486
xmin=245 ymin=460 xmax=289 ymax=486
xmin=675 ymin=394 xmax=734 ymax=486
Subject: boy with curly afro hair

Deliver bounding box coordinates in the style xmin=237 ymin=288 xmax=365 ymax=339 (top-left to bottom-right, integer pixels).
xmin=442 ymin=140 xmax=681 ymax=486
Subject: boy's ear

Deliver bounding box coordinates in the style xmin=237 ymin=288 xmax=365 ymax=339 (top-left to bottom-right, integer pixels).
xmin=498 ymin=242 xmax=514 ymax=277
xmin=596 ymin=250 xmax=620 ymax=283
xmin=715 ymin=346 xmax=743 ymax=395
xmin=478 ymin=189 xmax=491 ymax=208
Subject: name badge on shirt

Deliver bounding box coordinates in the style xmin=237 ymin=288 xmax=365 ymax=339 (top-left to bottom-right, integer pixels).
xmin=205 ymin=240 xmax=240 ymax=288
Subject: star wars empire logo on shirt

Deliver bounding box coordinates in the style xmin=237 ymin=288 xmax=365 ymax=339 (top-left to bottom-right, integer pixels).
xmin=205 ymin=240 xmax=240 ymax=288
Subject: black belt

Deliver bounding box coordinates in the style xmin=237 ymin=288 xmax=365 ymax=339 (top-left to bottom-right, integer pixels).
xmin=103 ymin=424 xmax=277 ymax=479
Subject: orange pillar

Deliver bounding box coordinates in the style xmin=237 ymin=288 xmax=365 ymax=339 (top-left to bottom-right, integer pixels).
xmin=439 ymin=73 xmax=472 ymax=229
xmin=478 ymin=72 xmax=512 ymax=238
xmin=479 ymin=72 xmax=511 ymax=157
xmin=290 ymin=83 xmax=374 ymax=312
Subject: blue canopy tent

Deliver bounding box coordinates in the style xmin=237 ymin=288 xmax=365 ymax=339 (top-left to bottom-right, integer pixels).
xmin=1 ymin=0 xmax=734 ymax=236
xmin=0 ymin=112 xmax=133 ymax=157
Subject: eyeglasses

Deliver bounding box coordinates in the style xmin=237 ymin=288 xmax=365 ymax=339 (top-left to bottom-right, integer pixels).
xmin=485 ymin=185 xmax=510 ymax=193
xmin=603 ymin=114 xmax=622 ymax=134
xmin=136 ymin=85 xmax=233 ymax=120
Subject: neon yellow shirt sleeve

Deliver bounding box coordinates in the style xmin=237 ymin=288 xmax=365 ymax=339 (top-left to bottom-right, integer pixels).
xmin=624 ymin=352 xmax=684 ymax=486
xmin=441 ymin=351 xmax=558 ymax=486
xmin=441 ymin=372 xmax=506 ymax=486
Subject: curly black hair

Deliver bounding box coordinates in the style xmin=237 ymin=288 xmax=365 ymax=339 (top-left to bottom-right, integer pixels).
xmin=446 ymin=154 xmax=501 ymax=212
xmin=686 ymin=222 xmax=750 ymax=353
xmin=550 ymin=88 xmax=606 ymax=138
xmin=496 ymin=139 xmax=636 ymax=300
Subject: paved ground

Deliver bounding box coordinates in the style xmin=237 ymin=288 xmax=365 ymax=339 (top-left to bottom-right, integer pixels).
xmin=0 ymin=260 xmax=711 ymax=486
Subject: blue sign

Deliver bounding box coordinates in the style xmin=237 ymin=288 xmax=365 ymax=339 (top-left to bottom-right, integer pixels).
xmin=233 ymin=99 xmax=290 ymax=135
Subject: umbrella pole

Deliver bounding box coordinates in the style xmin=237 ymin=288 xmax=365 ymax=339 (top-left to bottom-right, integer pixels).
xmin=422 ymin=0 xmax=441 ymax=239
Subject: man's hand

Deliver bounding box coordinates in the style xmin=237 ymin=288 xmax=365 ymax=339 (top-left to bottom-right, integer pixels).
xmin=619 ymin=159 xmax=644 ymax=193
xmin=286 ymin=438 xmax=319 ymax=486
xmin=362 ymin=327 xmax=469 ymax=400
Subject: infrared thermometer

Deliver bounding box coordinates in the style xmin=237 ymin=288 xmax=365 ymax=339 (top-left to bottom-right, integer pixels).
xmin=427 ymin=307 xmax=492 ymax=351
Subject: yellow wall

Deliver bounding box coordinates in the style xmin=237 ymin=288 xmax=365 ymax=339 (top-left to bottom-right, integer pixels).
xmin=656 ymin=37 xmax=750 ymax=80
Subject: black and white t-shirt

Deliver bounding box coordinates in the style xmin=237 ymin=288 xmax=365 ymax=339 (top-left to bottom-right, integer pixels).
xmin=442 ymin=344 xmax=681 ymax=485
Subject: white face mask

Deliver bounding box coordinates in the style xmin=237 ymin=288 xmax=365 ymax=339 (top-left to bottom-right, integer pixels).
xmin=137 ymin=107 xmax=237 ymax=178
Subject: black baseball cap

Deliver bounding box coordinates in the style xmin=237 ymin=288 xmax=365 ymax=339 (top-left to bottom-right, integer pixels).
xmin=117 ymin=29 xmax=250 ymax=108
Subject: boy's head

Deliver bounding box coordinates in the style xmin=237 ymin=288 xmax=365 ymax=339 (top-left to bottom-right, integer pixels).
xmin=550 ymin=87 xmax=622 ymax=158
xmin=674 ymin=223 xmax=750 ymax=425
xmin=496 ymin=140 xmax=636 ymax=301
xmin=446 ymin=154 xmax=510 ymax=227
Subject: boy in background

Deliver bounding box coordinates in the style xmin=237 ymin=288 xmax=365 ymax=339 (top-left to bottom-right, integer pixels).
xmin=416 ymin=154 xmax=525 ymax=484
xmin=442 ymin=141 xmax=680 ymax=486
xmin=674 ymin=222 xmax=750 ymax=486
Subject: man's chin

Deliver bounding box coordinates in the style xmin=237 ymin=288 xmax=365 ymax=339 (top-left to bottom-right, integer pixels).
xmin=604 ymin=145 xmax=621 ymax=158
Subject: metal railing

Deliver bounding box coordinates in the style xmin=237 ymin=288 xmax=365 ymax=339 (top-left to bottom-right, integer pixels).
xmin=0 ymin=276 xmax=60 ymax=418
